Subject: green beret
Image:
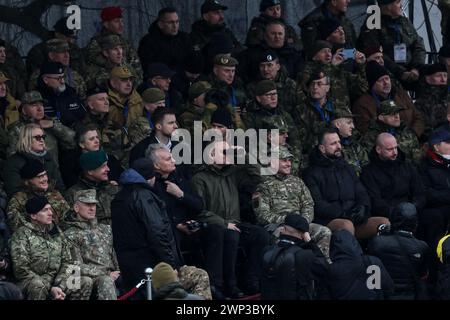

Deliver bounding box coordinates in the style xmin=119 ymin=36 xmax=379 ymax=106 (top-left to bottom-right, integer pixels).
xmin=189 ymin=81 xmax=212 ymax=101
xmin=79 ymin=150 xmax=108 ymax=171
xmin=255 ymin=80 xmax=277 ymax=96
xmin=142 ymin=88 xmax=165 ymax=104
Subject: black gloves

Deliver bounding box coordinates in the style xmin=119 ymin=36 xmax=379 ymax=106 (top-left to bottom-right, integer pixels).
xmin=345 ymin=204 xmax=369 ymax=226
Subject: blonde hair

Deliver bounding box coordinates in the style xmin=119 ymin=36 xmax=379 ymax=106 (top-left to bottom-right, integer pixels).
xmin=16 ymin=123 xmax=43 ymax=154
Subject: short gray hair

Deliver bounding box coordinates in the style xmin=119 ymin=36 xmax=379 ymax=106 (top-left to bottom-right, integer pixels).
xmin=145 ymin=143 xmax=169 ymax=163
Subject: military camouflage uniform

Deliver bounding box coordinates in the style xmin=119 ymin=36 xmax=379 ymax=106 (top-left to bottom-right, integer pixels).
xmin=414 ymin=84 xmax=449 ymax=140
xmin=254 ymin=173 xmax=331 ymax=259
xmin=63 ymin=211 xmax=119 ymax=300
xmin=7 ymin=184 xmax=70 ymax=233
xmin=178 ymin=265 xmax=212 ymax=300
xmin=298 ymin=3 xmax=357 ymax=56
xmin=243 ymin=101 xmax=302 ymax=152
xmin=10 ymin=222 xmax=92 ymax=300
xmin=358 ymin=14 xmax=426 ymax=79
xmin=178 ymin=102 xmax=217 ymax=137
xmin=0 ymin=64 xmax=25 ymax=99
xmin=26 ymin=39 xmax=86 ymax=76
xmin=247 ymin=69 xmax=299 ymax=115
xmin=363 ymin=120 xmax=423 ymax=164
xmin=28 ymin=67 xmax=86 ymax=99
xmin=85 ymin=61 xmax=141 ymax=90
xmin=298 ymin=61 xmax=368 ymax=107
xmin=6 ymin=114 xmax=76 ymax=161
xmin=340 ymin=132 xmax=369 ymax=176
xmin=246 ymin=14 xmax=302 ymax=51
xmin=64 ymin=177 xmax=119 ymax=225
xmin=84 ymin=29 xmax=142 ymax=82
xmin=204 ymin=73 xmax=249 ymax=130
xmin=106 ymin=86 xmax=143 ymax=166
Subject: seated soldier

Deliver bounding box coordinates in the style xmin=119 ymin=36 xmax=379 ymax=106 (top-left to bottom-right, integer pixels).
xmin=7 ymin=158 xmax=69 ymax=233
xmin=362 ymin=100 xmax=422 ymax=163
xmin=254 ymin=146 xmax=331 ymax=261
xmin=63 ymin=189 xmax=120 ymax=300
xmin=261 ymin=214 xmax=326 ymax=300
xmin=65 ymin=149 xmax=119 ymax=225
xmin=303 ymin=128 xmax=389 ymax=239
xmin=10 ymin=196 xmax=92 ymax=300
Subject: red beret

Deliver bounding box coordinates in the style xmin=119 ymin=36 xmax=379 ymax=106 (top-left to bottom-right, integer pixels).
xmin=101 ymin=6 xmax=123 ymax=22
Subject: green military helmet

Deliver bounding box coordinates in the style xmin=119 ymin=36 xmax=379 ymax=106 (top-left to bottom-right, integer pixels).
xmin=378 ymin=100 xmax=405 ymax=116
xmin=74 ymin=189 xmax=99 ymax=204
xmin=261 ymin=116 xmax=288 ymax=133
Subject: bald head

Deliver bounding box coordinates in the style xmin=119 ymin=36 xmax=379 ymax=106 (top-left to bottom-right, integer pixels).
xmin=375 ymin=133 xmax=398 ymax=161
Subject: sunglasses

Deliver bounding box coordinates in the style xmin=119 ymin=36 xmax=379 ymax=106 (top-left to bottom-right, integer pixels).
xmin=32 ymin=134 xmax=47 ymax=141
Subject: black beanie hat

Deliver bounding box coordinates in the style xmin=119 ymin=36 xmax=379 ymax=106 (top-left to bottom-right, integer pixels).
xmin=317 ymin=19 xmax=342 ymax=40
xmin=422 ymin=63 xmax=448 ymax=77
xmin=211 ymin=107 xmax=233 ymax=129
xmin=366 ymin=60 xmax=390 ymax=89
xmin=20 ymin=159 xmax=46 ymax=180
xmin=130 ymin=158 xmax=156 ymax=180
xmin=25 ymin=196 xmax=49 ymax=215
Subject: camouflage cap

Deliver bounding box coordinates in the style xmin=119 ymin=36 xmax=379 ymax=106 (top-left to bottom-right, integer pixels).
xmin=0 ymin=72 xmax=10 ymax=83
xmin=278 ymin=145 xmax=294 ymax=159
xmin=332 ymin=108 xmax=356 ymax=120
xmin=99 ymin=34 xmax=123 ymax=51
xmin=255 ymin=79 xmax=277 ymax=96
xmin=142 ymin=88 xmax=166 ymax=104
xmin=213 ymin=54 xmax=238 ymax=67
xmin=378 ymin=100 xmax=405 ymax=115
xmin=74 ymin=189 xmax=98 ymax=204
xmin=261 ymin=116 xmax=288 ymax=133
xmin=21 ymin=91 xmax=44 ymax=104
xmin=189 ymin=81 xmax=212 ymax=101
xmin=110 ymin=66 xmax=134 ymax=79
xmin=46 ymin=38 xmax=69 ymax=53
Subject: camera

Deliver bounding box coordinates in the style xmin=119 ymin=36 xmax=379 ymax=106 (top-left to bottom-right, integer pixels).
xmin=342 ymin=48 xmax=355 ymax=60
xmin=185 ymin=221 xmax=207 ymax=231
xmin=377 ymin=223 xmax=391 ymax=235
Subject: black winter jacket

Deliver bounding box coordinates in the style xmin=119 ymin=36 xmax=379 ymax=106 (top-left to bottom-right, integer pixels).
xmin=367 ymin=231 xmax=429 ymax=299
xmin=418 ymin=149 xmax=450 ymax=208
xmin=138 ymin=22 xmax=193 ymax=72
xmin=111 ymin=169 xmax=183 ymax=284
xmin=303 ymin=148 xmax=371 ymax=226
xmin=315 ymin=230 xmax=394 ymax=300
xmin=361 ymin=149 xmax=426 ymax=218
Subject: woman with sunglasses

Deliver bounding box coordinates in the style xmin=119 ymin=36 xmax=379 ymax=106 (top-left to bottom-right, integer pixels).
xmin=2 ymin=123 xmax=65 ymax=197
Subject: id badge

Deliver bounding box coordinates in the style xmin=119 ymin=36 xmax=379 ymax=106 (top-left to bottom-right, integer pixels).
xmin=394 ymin=43 xmax=407 ymax=63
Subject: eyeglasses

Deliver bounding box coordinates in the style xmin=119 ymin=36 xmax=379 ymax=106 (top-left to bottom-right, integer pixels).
xmin=46 ymin=75 xmax=65 ymax=81
xmin=32 ymin=134 xmax=47 ymax=141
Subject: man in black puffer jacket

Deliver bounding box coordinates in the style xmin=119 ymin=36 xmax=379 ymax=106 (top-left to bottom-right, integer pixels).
xmin=111 ymin=164 xmax=183 ymax=299
xmin=303 ymin=128 xmax=387 ymax=239
xmin=314 ymin=229 xmax=394 ymax=300
xmin=368 ymin=203 xmax=430 ymax=300
xmin=361 ymin=133 xmax=426 ymax=220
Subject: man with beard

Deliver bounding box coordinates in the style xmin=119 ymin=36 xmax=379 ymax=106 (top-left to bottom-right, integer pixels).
xmin=6 ymin=159 xmax=69 ymax=233
xmin=303 ymin=128 xmax=389 ymax=239
xmin=36 ymin=61 xmax=85 ymax=128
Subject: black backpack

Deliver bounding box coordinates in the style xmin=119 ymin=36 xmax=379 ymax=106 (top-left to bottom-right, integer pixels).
xmin=261 ymin=244 xmax=315 ymax=300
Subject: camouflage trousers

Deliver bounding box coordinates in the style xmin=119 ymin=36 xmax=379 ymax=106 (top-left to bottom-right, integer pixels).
xmin=92 ymin=275 xmax=117 ymax=300
xmin=22 ymin=276 xmax=92 ymax=300
xmin=178 ymin=265 xmax=212 ymax=300
xmin=310 ymin=223 xmax=332 ymax=263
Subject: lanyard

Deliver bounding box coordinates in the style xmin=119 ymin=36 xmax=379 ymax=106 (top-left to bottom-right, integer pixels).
xmin=313 ymin=100 xmax=332 ymax=124
xmin=146 ymin=111 xmax=154 ymax=129
xmin=230 ymin=87 xmax=237 ymax=108
xmin=387 ymin=21 xmax=402 ymax=44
